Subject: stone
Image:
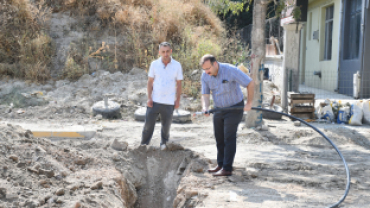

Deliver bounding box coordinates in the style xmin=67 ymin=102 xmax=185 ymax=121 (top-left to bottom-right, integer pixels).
xmin=33 ymin=163 xmax=41 ymax=170
xmin=111 ymin=139 xmax=128 ymax=151
xmin=228 ymin=175 xmax=245 ymax=183
xmin=166 ymin=141 xmax=185 ymax=151
xmin=55 ymin=188 xmax=65 ymax=196
xmin=74 ymin=202 xmax=81 ymax=208
xmin=27 ymin=167 xmax=39 ymax=174
xmin=24 ymin=200 xmax=39 ymax=208
xmin=95 ymin=114 xmax=103 ymax=120
xmin=68 ymin=183 xmax=81 ymax=191
xmin=75 ymin=157 xmax=89 ymax=165
xmin=9 ymin=155 xmax=19 ymax=163
xmin=90 ymin=181 xmax=103 ymax=190
xmin=39 ymin=169 xmax=55 ymax=178
xmin=185 ymin=190 xmax=198 ymax=200
xmin=0 ymin=188 xmax=6 ymax=198
xmin=294 ymin=121 xmax=301 ymax=126
xmin=261 ymin=125 xmax=269 ymax=131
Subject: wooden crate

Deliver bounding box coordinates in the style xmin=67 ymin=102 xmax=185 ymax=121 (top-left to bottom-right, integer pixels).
xmin=288 ymin=93 xmax=315 ymax=119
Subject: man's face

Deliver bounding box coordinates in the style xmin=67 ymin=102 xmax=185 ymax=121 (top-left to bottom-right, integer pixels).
xmin=159 ymin=46 xmax=172 ymax=61
xmin=202 ymin=60 xmax=217 ymax=76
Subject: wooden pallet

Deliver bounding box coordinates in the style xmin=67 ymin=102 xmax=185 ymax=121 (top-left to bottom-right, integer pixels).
xmin=288 ymin=93 xmax=315 ymax=119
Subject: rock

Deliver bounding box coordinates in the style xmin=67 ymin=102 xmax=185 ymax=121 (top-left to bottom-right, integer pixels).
xmin=41 ymin=169 xmax=55 ymax=178
xmin=90 ymin=181 xmax=103 ymax=190
xmin=112 ymin=152 xmax=120 ymax=161
xmin=0 ymin=188 xmax=6 ymax=198
xmin=55 ymin=197 xmax=63 ymax=204
xmin=166 ymin=141 xmax=185 ymax=151
xmin=185 ymin=190 xmax=198 ymax=200
xmin=55 ymin=188 xmax=65 ymax=196
xmin=27 ymin=167 xmax=39 ymax=174
xmin=16 ymin=162 xmax=26 ymax=168
xmin=75 ymin=157 xmax=89 ymax=165
xmin=39 ymin=179 xmax=50 ymax=186
xmin=261 ymin=125 xmax=268 ymax=131
xmin=32 ymin=163 xmax=41 ymax=170
xmin=294 ymin=121 xmax=301 ymax=126
xmin=9 ymin=155 xmax=19 ymax=163
xmin=95 ymin=114 xmax=103 ymax=120
xmin=61 ymin=171 xmax=68 ymax=177
xmin=36 ymin=146 xmax=46 ymax=152
xmin=111 ymin=139 xmax=128 ymax=151
xmin=191 ymin=160 xmax=204 ymax=173
xmin=24 ymin=200 xmax=39 ymax=208
xmin=68 ymin=183 xmax=81 ymax=191
xmin=228 ymin=175 xmax=245 ymax=183
xmin=74 ymin=202 xmax=81 ymax=208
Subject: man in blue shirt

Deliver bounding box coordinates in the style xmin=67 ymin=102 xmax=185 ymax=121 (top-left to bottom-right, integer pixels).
xmin=200 ymin=54 xmax=254 ymax=176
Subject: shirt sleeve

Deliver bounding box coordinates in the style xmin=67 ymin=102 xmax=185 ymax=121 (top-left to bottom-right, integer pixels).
xmin=201 ymin=72 xmax=210 ymax=94
xmin=148 ymin=62 xmax=155 ymax=78
xmin=230 ymin=65 xmax=252 ymax=87
xmin=176 ymin=63 xmax=183 ymax=80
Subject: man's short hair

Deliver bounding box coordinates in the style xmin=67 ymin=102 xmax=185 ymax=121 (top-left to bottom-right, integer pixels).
xmin=159 ymin=42 xmax=172 ymax=50
xmin=199 ymin=54 xmax=217 ymax=66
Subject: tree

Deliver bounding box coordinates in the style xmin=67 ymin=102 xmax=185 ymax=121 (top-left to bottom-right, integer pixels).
xmin=244 ymin=0 xmax=268 ymax=127
xmin=208 ymin=0 xmax=269 ymax=127
xmin=207 ymin=0 xmax=302 ymax=127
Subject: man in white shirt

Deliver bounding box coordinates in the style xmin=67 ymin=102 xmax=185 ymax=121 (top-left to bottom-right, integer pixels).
xmin=141 ymin=42 xmax=183 ymax=150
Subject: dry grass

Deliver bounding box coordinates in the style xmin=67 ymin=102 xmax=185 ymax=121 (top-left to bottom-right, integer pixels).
xmin=0 ymin=0 xmax=53 ymax=83
xmin=1 ymin=0 xmax=248 ymax=88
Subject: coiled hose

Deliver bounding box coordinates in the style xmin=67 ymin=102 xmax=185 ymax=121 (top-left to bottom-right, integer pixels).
xmin=204 ymin=106 xmax=350 ymax=208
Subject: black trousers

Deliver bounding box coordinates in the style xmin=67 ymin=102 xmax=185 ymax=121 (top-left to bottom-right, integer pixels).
xmin=141 ymin=102 xmax=174 ymax=145
xmin=213 ymin=100 xmax=244 ymax=171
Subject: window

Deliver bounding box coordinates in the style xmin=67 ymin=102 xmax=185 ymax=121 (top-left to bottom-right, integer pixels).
xmin=324 ymin=6 xmax=334 ymax=60
xmin=344 ymin=0 xmax=362 ymax=59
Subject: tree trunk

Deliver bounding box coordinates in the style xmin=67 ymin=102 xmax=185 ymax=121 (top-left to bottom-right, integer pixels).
xmin=245 ymin=0 xmax=268 ymax=127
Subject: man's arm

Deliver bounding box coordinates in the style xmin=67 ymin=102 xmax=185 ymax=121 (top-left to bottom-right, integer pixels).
xmin=244 ymin=80 xmax=254 ymax=111
xmin=202 ymin=94 xmax=211 ymax=116
xmin=175 ymin=80 xmax=182 ymax=109
xmin=147 ymin=77 xmax=154 ymax=107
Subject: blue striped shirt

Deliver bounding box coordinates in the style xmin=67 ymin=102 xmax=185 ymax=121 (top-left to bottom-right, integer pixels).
xmin=201 ymin=62 xmax=252 ymax=108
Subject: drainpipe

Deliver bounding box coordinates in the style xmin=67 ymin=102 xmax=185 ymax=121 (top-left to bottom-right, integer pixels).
xmin=360 ymin=0 xmax=368 ymax=97
xmin=336 ymin=0 xmax=344 ymax=92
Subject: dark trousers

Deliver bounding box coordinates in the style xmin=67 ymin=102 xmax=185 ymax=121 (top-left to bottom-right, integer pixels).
xmin=213 ymin=100 xmax=244 ymax=172
xmin=141 ymin=102 xmax=174 ymax=145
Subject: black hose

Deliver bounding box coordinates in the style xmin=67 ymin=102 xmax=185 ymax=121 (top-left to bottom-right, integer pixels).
xmin=205 ymin=106 xmax=350 ymax=208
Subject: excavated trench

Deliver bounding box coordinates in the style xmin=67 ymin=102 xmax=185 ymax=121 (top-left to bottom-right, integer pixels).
xmin=115 ymin=144 xmax=195 ymax=208
xmin=0 ymin=124 xmax=209 ymax=208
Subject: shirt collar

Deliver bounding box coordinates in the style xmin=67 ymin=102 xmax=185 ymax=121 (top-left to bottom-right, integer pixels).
xmin=160 ymin=56 xmax=173 ymax=64
xmin=213 ymin=62 xmax=221 ymax=77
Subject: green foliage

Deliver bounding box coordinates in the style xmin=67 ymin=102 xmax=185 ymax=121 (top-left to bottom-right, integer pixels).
xmin=207 ymin=0 xmax=248 ymax=16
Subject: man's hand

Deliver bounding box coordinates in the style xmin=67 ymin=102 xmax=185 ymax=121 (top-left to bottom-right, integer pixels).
xmin=147 ymin=98 xmax=153 ymax=107
xmin=202 ymin=109 xmax=210 ymax=117
xmin=244 ymin=102 xmax=252 ymax=111
xmin=174 ymin=100 xmax=180 ymax=109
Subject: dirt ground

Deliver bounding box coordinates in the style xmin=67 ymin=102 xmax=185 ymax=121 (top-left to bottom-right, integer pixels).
xmin=1 ymin=71 xmax=370 ymax=207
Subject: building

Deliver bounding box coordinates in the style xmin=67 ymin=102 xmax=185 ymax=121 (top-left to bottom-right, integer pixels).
xmin=300 ymin=0 xmax=370 ymax=98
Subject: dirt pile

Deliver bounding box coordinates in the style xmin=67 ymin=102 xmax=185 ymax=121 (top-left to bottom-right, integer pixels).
xmin=0 ymin=69 xmax=202 ymax=120
xmin=0 ymin=123 xmax=229 ymax=207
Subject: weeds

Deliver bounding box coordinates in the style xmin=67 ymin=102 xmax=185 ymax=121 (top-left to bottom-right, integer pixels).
xmin=1 ymin=0 xmax=250 ymax=96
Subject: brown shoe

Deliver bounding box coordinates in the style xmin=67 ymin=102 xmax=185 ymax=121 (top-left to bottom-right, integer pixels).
xmin=212 ymin=169 xmax=232 ymax=177
xmin=207 ymin=165 xmax=222 ymax=173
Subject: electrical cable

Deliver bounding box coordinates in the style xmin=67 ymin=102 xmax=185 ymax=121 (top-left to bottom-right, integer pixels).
xmin=203 ymin=106 xmax=350 ymax=208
